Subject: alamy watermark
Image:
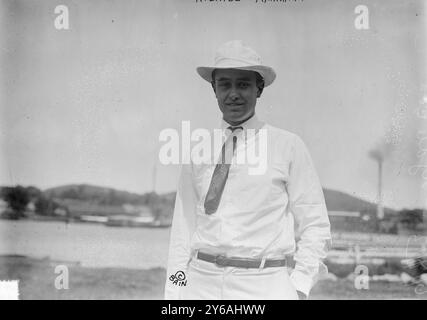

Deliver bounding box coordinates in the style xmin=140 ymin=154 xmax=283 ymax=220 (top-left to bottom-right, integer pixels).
xmin=354 ymin=264 xmax=370 ymax=290
xmin=408 ymin=95 xmax=427 ymax=189
xmin=354 ymin=5 xmax=369 ymax=30
xmin=54 ymin=5 xmax=70 ymax=30
xmin=158 ymin=121 xmax=268 ymax=175
xmin=54 ymin=265 xmax=69 ymax=290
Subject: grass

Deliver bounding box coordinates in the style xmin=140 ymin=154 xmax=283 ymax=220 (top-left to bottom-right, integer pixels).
xmin=1 ymin=255 xmax=426 ymax=300
xmin=0 ymin=255 xmax=165 ymax=300
xmin=310 ymin=279 xmax=427 ymax=300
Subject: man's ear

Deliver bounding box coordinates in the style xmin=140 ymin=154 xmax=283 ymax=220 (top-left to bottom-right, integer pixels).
xmin=211 ymin=81 xmax=216 ymax=94
xmin=257 ymin=87 xmax=263 ymax=98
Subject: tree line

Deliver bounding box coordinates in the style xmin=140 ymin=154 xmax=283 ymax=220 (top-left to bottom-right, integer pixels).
xmin=0 ymin=185 xmax=175 ymax=221
xmin=1 ymin=185 xmax=60 ymax=219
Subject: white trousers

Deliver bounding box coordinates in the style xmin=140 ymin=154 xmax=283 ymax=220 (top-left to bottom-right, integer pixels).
xmin=179 ymin=256 xmax=299 ymax=300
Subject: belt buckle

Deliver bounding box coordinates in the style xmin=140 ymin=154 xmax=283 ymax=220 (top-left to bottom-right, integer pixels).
xmin=215 ymin=255 xmax=227 ymax=267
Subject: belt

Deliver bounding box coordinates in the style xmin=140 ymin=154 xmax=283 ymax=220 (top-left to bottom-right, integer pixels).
xmin=196 ymin=251 xmax=287 ymax=269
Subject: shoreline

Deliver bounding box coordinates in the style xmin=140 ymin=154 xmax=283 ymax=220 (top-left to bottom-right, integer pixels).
xmin=0 ymin=219 xmax=170 ymax=270
xmin=1 ymin=255 xmax=426 ymax=300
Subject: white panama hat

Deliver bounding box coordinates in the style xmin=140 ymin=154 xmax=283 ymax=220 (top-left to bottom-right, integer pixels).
xmin=196 ymin=40 xmax=276 ymax=87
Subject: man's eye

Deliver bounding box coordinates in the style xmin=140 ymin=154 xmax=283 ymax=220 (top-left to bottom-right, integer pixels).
xmin=238 ymin=83 xmax=250 ymax=89
xmin=218 ymin=83 xmax=230 ymax=88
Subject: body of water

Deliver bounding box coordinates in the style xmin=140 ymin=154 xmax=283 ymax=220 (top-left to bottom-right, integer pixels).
xmin=0 ymin=219 xmax=171 ymax=269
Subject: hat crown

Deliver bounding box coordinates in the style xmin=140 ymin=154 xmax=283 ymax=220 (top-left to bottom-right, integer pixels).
xmin=196 ymin=40 xmax=276 ymax=87
xmin=214 ymin=40 xmax=262 ymax=66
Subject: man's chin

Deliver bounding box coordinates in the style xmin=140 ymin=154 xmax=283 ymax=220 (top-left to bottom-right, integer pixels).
xmin=224 ymin=113 xmax=254 ymax=124
xmin=224 ymin=116 xmax=244 ymax=125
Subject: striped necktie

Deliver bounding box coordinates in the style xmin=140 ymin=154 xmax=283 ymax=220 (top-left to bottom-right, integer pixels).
xmin=204 ymin=126 xmax=243 ymax=215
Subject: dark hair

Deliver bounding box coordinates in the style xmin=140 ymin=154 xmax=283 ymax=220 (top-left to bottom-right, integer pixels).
xmin=210 ymin=69 xmax=265 ymax=96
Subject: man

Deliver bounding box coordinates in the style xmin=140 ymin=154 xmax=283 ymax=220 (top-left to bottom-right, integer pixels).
xmin=164 ymin=40 xmax=331 ymax=300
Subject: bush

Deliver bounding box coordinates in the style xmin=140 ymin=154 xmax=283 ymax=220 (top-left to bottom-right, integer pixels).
xmin=3 ymin=186 xmax=30 ymax=219
xmin=35 ymin=196 xmax=58 ymax=216
xmin=399 ymin=209 xmax=424 ymax=230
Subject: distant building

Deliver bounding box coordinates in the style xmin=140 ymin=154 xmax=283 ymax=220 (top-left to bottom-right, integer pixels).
xmin=26 ymin=201 xmax=36 ymax=212
xmin=54 ymin=207 xmax=68 ymax=217
xmin=122 ymin=204 xmax=154 ymax=222
xmin=54 ymin=198 xmax=155 ymax=224
xmin=0 ymin=199 xmax=8 ymax=215
xmin=328 ymin=210 xmax=369 ymax=232
xmin=329 ymin=210 xmax=361 ymax=218
xmin=55 ymin=198 xmax=128 ymax=217
xmin=79 ymin=215 xmax=108 ymax=223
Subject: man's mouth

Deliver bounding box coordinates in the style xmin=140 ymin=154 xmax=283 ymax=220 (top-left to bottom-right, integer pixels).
xmin=227 ymin=103 xmax=244 ymax=107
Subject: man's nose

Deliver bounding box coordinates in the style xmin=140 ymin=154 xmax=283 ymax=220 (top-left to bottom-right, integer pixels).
xmin=228 ymin=86 xmax=239 ymax=100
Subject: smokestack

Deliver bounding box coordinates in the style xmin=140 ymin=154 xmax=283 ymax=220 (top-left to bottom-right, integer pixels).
xmin=152 ymin=163 xmax=157 ymax=193
xmin=369 ymin=147 xmax=387 ymax=220
xmin=377 ymin=160 xmax=384 ymax=220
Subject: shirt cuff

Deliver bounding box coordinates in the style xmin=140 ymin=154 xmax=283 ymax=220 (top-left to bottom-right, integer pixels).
xmin=289 ymin=269 xmax=313 ymax=298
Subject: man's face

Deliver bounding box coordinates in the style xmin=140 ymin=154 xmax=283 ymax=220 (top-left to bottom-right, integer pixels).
xmin=212 ymin=69 xmax=260 ymax=125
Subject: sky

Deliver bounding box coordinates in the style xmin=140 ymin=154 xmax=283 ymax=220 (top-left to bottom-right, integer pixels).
xmin=0 ymin=0 xmax=426 ymax=210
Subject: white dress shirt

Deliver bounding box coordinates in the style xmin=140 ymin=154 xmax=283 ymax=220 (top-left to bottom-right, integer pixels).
xmin=164 ymin=114 xmax=331 ymax=299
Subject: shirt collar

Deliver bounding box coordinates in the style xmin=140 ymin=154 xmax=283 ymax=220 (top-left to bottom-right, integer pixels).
xmin=220 ymin=114 xmax=264 ymax=132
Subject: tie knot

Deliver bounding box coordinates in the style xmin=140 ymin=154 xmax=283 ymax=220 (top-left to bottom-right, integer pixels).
xmin=227 ymin=126 xmax=243 ymax=133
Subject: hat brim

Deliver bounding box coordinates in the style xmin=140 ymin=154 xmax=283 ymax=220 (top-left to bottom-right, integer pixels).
xmin=196 ymin=65 xmax=276 ymax=87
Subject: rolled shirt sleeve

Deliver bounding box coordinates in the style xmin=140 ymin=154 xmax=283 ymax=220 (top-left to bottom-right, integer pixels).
xmin=164 ymin=164 xmax=197 ymax=300
xmin=286 ymin=135 xmax=332 ymax=297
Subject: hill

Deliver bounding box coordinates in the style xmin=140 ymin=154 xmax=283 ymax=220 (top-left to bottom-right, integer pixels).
xmin=44 ymin=184 xmax=175 ymax=206
xmin=323 ymin=189 xmax=395 ymax=214
xmin=42 ymin=184 xmax=394 ymax=216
